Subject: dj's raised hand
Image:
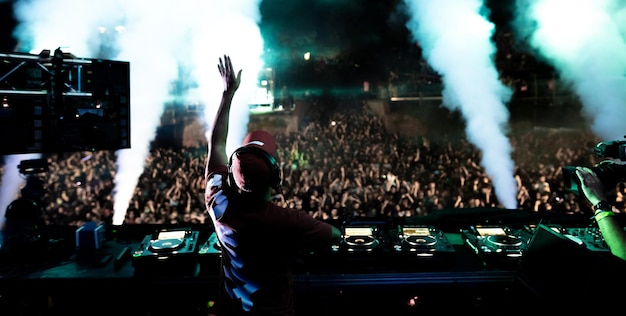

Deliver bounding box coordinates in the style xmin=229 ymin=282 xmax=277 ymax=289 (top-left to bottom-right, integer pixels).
xmin=218 ymin=54 xmax=242 ymax=94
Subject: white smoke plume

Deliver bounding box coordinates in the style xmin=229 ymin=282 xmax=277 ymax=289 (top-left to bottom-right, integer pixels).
xmin=512 ymin=0 xmax=626 ymax=141
xmin=402 ymin=0 xmax=518 ymax=209
xmin=9 ymin=0 xmax=264 ymax=225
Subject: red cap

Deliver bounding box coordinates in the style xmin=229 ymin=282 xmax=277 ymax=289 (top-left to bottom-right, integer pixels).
xmin=241 ymin=130 xmax=277 ymax=157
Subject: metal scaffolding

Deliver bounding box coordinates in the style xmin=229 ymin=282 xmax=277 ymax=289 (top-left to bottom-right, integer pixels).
xmin=0 ymin=49 xmax=131 ymax=155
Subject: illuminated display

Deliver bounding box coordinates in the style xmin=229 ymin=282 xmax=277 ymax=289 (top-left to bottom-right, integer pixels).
xmin=476 ymin=227 xmax=507 ymax=236
xmin=344 ymin=227 xmax=373 ymax=236
xmin=157 ymin=230 xmax=186 ymax=240
xmin=402 ymin=227 xmax=430 ymax=236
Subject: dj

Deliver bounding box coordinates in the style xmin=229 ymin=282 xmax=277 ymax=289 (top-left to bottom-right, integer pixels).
xmin=204 ymin=55 xmax=342 ymax=315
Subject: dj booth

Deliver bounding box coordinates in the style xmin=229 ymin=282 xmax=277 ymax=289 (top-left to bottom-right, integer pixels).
xmin=1 ymin=208 xmax=625 ymax=315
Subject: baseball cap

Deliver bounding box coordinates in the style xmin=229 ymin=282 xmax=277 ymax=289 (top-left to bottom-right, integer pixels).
xmin=229 ymin=130 xmax=279 ymax=192
xmin=241 ymin=130 xmax=277 ymax=157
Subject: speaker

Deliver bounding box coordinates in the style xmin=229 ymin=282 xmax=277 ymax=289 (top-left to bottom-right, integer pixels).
xmin=227 ymin=146 xmax=281 ymax=191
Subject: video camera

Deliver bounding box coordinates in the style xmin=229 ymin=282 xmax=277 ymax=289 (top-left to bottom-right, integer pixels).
xmin=562 ymin=137 xmax=626 ymax=196
xmin=16 ymin=158 xmax=48 ymax=200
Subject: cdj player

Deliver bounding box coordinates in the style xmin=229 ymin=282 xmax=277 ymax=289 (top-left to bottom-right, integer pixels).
xmin=462 ymin=225 xmax=532 ymax=268
xmin=394 ymin=225 xmax=455 ymax=256
xmin=340 ymin=226 xmax=381 ymax=252
xmin=389 ymin=225 xmax=456 ymax=270
xmin=309 ymin=224 xmax=387 ymax=272
xmin=132 ymin=228 xmax=200 ymax=276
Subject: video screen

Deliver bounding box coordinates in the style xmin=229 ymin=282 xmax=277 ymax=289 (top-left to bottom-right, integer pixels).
xmin=476 ymin=227 xmax=507 ymax=236
xmin=344 ymin=227 xmax=373 ymax=236
xmin=402 ymin=227 xmax=430 ymax=236
xmin=157 ymin=230 xmax=187 ymax=240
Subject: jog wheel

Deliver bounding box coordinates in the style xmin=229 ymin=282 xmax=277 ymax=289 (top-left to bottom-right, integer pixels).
xmin=343 ymin=235 xmax=379 ymax=251
xmin=486 ymin=235 xmax=522 ymax=248
xmin=149 ymin=238 xmax=185 ymax=252
xmin=344 ymin=235 xmax=376 ymax=247
xmin=405 ymin=235 xmax=437 ymax=248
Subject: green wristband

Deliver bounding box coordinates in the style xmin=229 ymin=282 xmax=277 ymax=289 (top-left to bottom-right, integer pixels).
xmin=595 ymin=211 xmax=615 ymax=222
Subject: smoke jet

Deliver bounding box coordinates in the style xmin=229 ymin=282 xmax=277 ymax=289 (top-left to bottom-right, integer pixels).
xmin=512 ymin=0 xmax=626 ymax=141
xmin=402 ymin=0 xmax=518 ymax=209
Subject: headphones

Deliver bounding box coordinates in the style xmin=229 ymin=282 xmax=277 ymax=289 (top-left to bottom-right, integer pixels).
xmin=227 ymin=146 xmax=281 ymax=192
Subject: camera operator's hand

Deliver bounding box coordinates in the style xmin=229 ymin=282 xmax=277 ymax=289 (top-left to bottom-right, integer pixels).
xmin=575 ymin=167 xmax=626 ymax=262
xmin=575 ymin=166 xmax=608 ymax=206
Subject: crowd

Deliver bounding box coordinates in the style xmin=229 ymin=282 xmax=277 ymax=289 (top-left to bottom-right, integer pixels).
xmin=1 ymin=92 xmax=624 ymax=229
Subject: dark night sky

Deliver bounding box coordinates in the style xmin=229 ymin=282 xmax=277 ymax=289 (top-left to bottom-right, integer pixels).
xmin=257 ymin=0 xmax=516 ymax=88
xmin=258 ymin=0 xmax=513 ymax=55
